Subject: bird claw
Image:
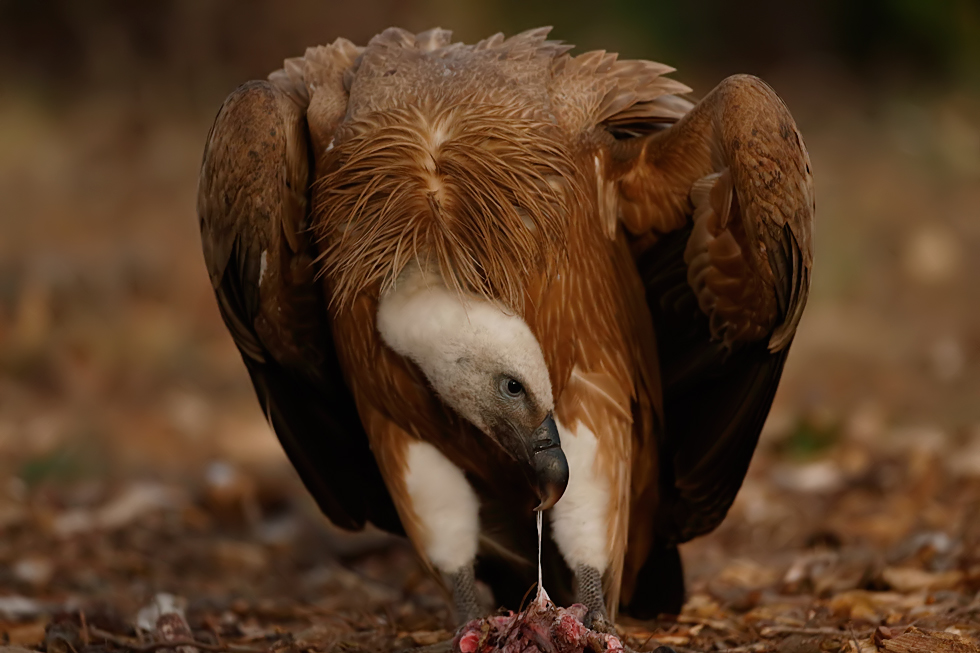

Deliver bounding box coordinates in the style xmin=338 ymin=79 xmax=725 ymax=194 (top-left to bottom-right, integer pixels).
xmin=582 ymin=609 xmax=616 ymax=636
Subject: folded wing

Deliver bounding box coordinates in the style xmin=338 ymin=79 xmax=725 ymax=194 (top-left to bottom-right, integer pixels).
xmin=197 ymin=79 xmax=400 ymax=533
xmin=601 ymin=74 xmax=814 ymax=545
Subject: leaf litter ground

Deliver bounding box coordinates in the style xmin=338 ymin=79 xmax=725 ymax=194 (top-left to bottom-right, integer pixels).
xmin=2 ymin=404 xmax=979 ymax=652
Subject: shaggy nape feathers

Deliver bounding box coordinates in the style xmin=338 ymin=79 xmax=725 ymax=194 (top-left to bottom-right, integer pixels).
xmin=313 ymin=100 xmax=579 ymax=311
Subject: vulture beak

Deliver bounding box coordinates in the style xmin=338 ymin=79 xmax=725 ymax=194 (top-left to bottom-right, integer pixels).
xmin=529 ymin=414 xmax=568 ymax=511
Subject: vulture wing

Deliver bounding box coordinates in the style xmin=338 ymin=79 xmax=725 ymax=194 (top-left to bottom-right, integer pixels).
xmin=197 ymin=79 xmax=400 ymax=533
xmin=602 ymin=75 xmax=814 ymax=545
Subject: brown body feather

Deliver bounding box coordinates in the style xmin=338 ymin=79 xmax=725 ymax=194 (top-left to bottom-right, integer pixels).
xmin=315 ymin=101 xmax=575 ymax=312
xmin=198 ymin=27 xmax=813 ymax=621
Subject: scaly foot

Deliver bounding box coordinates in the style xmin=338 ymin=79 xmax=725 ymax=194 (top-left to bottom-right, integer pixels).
xmin=575 ymin=563 xmax=620 ymax=636
xmin=449 ymin=564 xmax=484 ymax=625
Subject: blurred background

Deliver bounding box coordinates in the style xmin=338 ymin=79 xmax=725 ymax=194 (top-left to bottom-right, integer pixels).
xmin=1 ymin=0 xmax=979 ymax=648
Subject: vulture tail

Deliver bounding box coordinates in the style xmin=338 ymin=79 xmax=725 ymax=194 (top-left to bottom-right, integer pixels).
xmin=619 ymin=544 xmax=685 ymax=619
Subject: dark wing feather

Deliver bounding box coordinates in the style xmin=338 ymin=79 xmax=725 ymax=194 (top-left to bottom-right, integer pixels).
xmin=198 ymin=80 xmax=400 ymax=533
xmin=628 ymin=224 xmax=782 ymax=543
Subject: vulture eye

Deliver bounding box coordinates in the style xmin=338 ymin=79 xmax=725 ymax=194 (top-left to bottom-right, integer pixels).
xmin=500 ymin=377 xmax=525 ymax=399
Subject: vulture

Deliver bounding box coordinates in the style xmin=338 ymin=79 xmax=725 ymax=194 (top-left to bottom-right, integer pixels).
xmin=197 ymin=27 xmax=813 ymax=629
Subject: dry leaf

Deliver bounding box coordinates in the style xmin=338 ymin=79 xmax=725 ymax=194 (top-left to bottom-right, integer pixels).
xmin=874 ymin=626 xmax=978 ymax=652
xmin=2 ymin=622 xmax=47 ymax=647
xmin=881 ymin=566 xmax=964 ymax=592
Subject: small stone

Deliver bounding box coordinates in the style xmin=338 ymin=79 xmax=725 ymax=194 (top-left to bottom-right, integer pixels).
xmin=12 ymin=556 xmax=53 ymax=588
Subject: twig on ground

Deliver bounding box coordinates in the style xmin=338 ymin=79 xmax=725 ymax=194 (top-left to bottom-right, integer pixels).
xmin=636 ymin=630 xmax=658 ymax=650
xmin=675 ymin=615 xmax=736 ymax=632
xmin=849 ymin=623 xmax=864 ymax=652
xmin=88 ymin=627 xmax=267 ymax=653
xmin=80 ymin=610 xmax=91 ymax=647
xmin=408 ymin=641 xmax=453 ymax=653
xmin=758 ymin=625 xmax=873 ymax=638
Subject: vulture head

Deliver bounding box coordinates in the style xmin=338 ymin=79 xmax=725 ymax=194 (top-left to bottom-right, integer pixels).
xmin=377 ymin=267 xmax=568 ymax=510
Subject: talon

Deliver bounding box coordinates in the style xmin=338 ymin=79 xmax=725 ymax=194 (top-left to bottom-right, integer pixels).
xmin=583 ymin=609 xmax=616 ymax=635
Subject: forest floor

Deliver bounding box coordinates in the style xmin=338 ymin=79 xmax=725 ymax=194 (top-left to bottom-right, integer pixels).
xmin=1 ymin=79 xmax=979 ymax=652
xmin=1 ymin=411 xmax=979 ymax=653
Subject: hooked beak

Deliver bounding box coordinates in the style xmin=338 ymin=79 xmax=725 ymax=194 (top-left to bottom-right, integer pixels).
xmin=529 ymin=414 xmax=568 ymax=511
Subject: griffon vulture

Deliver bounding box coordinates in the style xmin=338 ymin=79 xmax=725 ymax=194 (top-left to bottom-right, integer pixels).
xmin=198 ymin=27 xmax=813 ymax=627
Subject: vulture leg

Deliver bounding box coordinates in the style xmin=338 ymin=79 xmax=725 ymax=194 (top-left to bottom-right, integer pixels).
xmin=365 ymin=416 xmax=486 ymax=624
xmin=576 ymin=564 xmax=614 ymax=633
xmin=449 ymin=564 xmax=483 ymax=623
xmin=551 ymin=372 xmax=634 ymax=626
